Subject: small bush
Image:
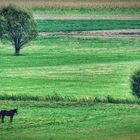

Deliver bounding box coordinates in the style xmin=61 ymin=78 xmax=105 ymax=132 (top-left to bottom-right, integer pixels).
xmin=131 ymin=70 xmax=140 ymax=98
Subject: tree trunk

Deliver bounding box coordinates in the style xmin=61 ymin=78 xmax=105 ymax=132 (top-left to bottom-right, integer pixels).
xmin=14 ymin=38 xmax=21 ymax=56
xmin=15 ymin=47 xmax=20 ymax=56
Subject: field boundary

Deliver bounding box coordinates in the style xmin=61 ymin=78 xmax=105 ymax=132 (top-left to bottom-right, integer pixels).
xmin=40 ymin=29 xmax=140 ymax=38
xmin=0 ymin=94 xmax=139 ymax=105
xmin=34 ymin=14 xmax=140 ymax=20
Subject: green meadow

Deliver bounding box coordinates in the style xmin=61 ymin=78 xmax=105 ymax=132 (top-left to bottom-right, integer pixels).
xmin=0 ymin=7 xmax=140 ymax=140
xmin=0 ymin=101 xmax=140 ymax=140
xmin=0 ymin=36 xmax=140 ymax=100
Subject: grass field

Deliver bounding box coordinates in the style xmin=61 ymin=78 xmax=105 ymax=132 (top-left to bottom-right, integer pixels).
xmin=0 ymin=36 xmax=140 ymax=100
xmin=0 ymin=101 xmax=140 ymax=140
xmin=0 ymin=2 xmax=140 ymax=140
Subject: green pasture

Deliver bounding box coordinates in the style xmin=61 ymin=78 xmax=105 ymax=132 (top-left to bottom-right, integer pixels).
xmin=0 ymin=37 xmax=140 ymax=99
xmin=0 ymin=101 xmax=140 ymax=140
xmin=31 ymin=8 xmax=140 ymax=15
xmin=37 ymin=19 xmax=140 ymax=32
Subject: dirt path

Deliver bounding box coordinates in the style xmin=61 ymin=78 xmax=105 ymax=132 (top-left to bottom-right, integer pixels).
xmin=40 ymin=29 xmax=140 ymax=38
xmin=34 ymin=14 xmax=140 ymax=20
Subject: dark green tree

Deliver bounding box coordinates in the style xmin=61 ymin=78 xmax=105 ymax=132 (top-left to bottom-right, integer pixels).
xmin=131 ymin=70 xmax=140 ymax=98
xmin=0 ymin=5 xmax=37 ymax=55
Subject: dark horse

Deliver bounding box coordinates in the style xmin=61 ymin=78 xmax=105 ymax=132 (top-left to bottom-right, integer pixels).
xmin=0 ymin=109 xmax=18 ymax=123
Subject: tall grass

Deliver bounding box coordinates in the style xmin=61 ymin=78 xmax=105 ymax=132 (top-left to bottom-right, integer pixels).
xmin=0 ymin=0 xmax=140 ymax=9
xmin=0 ymin=94 xmax=139 ymax=105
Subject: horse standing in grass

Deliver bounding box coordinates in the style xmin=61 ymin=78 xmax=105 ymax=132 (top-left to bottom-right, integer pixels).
xmin=0 ymin=109 xmax=18 ymax=123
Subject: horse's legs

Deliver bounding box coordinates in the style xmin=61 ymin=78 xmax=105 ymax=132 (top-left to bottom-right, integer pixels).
xmin=10 ymin=115 xmax=14 ymax=123
xmin=1 ymin=115 xmax=5 ymax=123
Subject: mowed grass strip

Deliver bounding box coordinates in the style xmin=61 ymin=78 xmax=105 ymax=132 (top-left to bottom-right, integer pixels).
xmin=0 ymin=101 xmax=140 ymax=140
xmin=37 ymin=19 xmax=140 ymax=32
xmin=0 ymin=37 xmax=140 ymax=99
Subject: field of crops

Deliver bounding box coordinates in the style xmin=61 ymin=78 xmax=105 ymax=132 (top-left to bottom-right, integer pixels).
xmin=0 ymin=1 xmax=140 ymax=140
xmin=0 ymin=0 xmax=140 ymax=9
xmin=37 ymin=20 xmax=140 ymax=32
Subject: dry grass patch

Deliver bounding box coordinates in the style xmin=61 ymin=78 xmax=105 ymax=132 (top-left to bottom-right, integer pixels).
xmin=34 ymin=14 xmax=140 ymax=20
xmin=0 ymin=0 xmax=140 ymax=9
xmin=40 ymin=29 xmax=140 ymax=38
